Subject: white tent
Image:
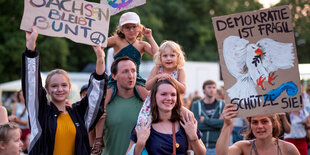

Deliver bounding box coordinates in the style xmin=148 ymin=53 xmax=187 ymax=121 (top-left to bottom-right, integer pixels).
xmin=299 ymin=64 xmax=310 ymax=80
xmin=0 ymin=72 xmax=91 ymax=103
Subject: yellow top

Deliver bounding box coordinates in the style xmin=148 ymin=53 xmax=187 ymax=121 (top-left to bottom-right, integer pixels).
xmin=53 ymin=113 xmax=76 ymax=155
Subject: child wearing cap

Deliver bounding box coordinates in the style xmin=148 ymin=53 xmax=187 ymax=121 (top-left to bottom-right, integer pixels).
xmin=91 ymin=12 xmax=158 ymax=154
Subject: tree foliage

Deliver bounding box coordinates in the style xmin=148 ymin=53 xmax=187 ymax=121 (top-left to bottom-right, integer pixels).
xmin=276 ymin=0 xmax=310 ymax=63
xmin=0 ymin=0 xmax=309 ymax=83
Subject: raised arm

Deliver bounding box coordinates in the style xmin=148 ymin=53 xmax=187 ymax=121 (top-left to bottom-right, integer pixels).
xmin=92 ymin=45 xmax=105 ymax=75
xmin=145 ymin=66 xmax=160 ymax=90
xmin=26 ymin=27 xmax=38 ymax=51
xmin=142 ymin=27 xmax=159 ymax=56
xmin=216 ymin=104 xmax=241 ymax=155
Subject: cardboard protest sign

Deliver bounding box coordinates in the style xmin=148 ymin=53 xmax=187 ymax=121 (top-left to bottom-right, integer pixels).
xmin=212 ymin=5 xmax=302 ymax=117
xmin=20 ymin=0 xmax=110 ymax=47
xmin=100 ymin=0 xmax=146 ymax=15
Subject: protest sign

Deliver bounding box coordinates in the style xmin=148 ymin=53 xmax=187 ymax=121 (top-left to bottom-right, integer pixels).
xmin=20 ymin=0 xmax=110 ymax=47
xmin=100 ymin=0 xmax=146 ymax=15
xmin=212 ymin=5 xmax=302 ymax=117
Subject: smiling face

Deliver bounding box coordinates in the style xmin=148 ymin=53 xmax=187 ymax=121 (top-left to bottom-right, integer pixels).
xmin=0 ymin=129 xmax=23 ymax=155
xmin=121 ymin=23 xmax=141 ymax=40
xmin=160 ymin=47 xmax=178 ymax=70
xmin=155 ymin=83 xmax=177 ymax=113
xmin=250 ymin=115 xmax=273 ymax=139
xmin=47 ymin=74 xmax=70 ymax=104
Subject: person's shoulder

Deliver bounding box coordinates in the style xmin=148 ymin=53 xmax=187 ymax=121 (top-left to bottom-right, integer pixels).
xmin=191 ymin=99 xmax=202 ymax=107
xmin=229 ymin=140 xmax=251 ymax=154
xmin=216 ymin=99 xmax=225 ymax=106
xmin=279 ymin=139 xmax=300 ymax=155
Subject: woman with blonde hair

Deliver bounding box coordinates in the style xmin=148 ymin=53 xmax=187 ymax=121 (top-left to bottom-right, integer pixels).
xmin=22 ymin=27 xmax=108 ymax=155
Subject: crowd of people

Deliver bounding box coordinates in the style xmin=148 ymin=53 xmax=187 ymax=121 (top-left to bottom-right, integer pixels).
xmin=1 ymin=11 xmax=310 ymax=155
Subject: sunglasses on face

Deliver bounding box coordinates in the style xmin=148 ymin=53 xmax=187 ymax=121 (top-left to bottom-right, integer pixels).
xmin=123 ymin=25 xmax=138 ymax=31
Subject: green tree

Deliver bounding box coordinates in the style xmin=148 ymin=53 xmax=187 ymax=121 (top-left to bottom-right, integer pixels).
xmin=1 ymin=0 xmax=309 ymax=84
xmin=276 ymin=0 xmax=310 ymax=63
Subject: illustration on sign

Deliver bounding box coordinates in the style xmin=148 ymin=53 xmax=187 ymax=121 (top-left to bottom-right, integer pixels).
xmin=223 ymin=36 xmax=294 ymax=99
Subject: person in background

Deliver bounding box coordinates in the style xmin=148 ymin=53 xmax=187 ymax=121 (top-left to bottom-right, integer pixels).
xmin=191 ymin=80 xmax=225 ymax=155
xmin=8 ymin=90 xmax=30 ymax=147
xmin=284 ymin=110 xmax=309 ymax=155
xmin=277 ymin=112 xmax=291 ymax=140
xmin=216 ymin=104 xmax=300 ymax=155
xmin=0 ymin=122 xmax=23 ymax=155
xmin=80 ymin=84 xmax=88 ymax=99
xmin=22 ymin=27 xmax=107 ymax=155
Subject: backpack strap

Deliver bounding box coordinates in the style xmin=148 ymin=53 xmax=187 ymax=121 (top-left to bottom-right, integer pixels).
xmin=198 ymin=100 xmax=202 ymax=116
xmin=218 ymin=100 xmax=223 ymax=114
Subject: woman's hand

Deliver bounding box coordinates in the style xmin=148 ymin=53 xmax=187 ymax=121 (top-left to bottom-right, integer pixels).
xmin=136 ymin=118 xmax=151 ymax=146
xmin=222 ymin=104 xmax=238 ymax=126
xmin=26 ymin=26 xmax=38 ymax=51
xmin=180 ymin=112 xmax=198 ymax=141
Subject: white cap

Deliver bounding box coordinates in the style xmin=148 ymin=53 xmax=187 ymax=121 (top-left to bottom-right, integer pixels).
xmin=119 ymin=12 xmax=140 ymax=26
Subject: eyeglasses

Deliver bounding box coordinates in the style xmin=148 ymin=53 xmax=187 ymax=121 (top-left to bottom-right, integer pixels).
xmin=123 ymin=25 xmax=138 ymax=31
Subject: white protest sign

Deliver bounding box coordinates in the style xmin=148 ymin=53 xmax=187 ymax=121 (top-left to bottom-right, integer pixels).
xmin=20 ymin=0 xmax=110 ymax=47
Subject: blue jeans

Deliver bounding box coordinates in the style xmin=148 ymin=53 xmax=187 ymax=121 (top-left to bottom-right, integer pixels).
xmin=206 ymin=148 xmax=216 ymax=155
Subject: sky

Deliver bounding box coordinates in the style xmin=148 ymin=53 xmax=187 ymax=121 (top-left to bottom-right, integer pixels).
xmin=258 ymin=0 xmax=280 ymax=8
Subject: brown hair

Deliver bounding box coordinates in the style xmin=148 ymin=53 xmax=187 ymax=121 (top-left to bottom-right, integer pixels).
xmin=150 ymin=79 xmax=182 ymax=123
xmin=110 ymin=56 xmax=137 ymax=75
xmin=243 ymin=114 xmax=281 ymax=139
xmin=112 ymin=24 xmax=144 ymax=41
xmin=44 ymin=69 xmax=71 ymax=90
xmin=202 ymin=80 xmax=216 ymax=90
xmin=0 ymin=122 xmax=19 ymax=143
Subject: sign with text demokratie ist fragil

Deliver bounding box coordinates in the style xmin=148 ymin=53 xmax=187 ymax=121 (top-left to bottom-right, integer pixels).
xmin=212 ymin=5 xmax=302 ymax=117
xmin=20 ymin=0 xmax=110 ymax=47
